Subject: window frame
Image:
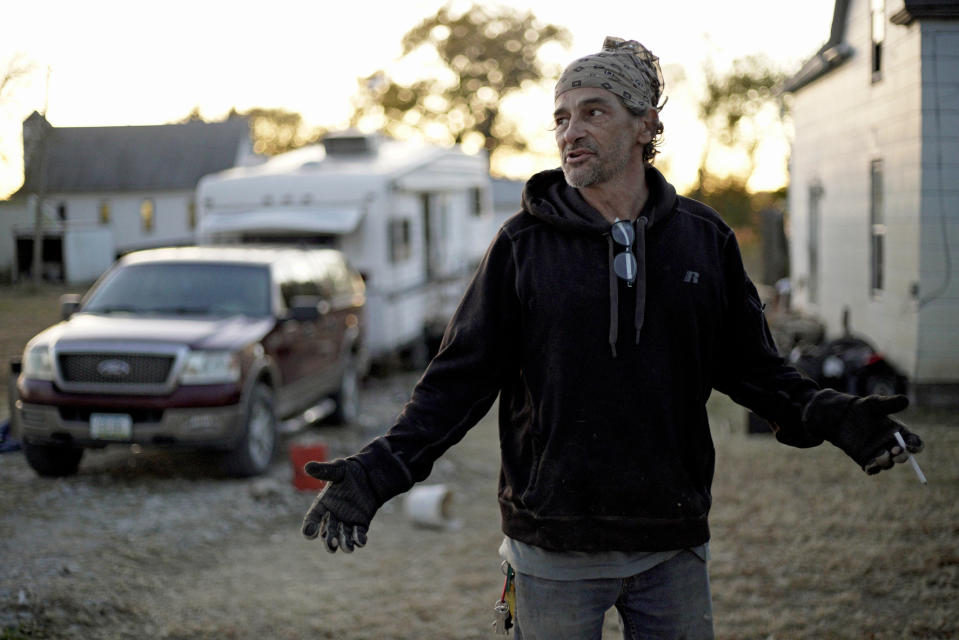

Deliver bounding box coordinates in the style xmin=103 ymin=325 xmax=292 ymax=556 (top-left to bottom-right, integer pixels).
xmin=470 ymin=186 xmax=485 ymax=218
xmin=869 ymin=159 xmax=886 ymax=295
xmin=871 ymin=0 xmax=885 ymax=82
xmin=807 ymin=183 xmax=823 ymax=305
xmin=388 ymin=217 xmax=412 ymax=264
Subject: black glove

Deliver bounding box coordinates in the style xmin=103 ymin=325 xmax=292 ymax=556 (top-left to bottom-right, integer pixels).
xmin=804 ymin=389 xmax=924 ymax=474
xmin=301 ymin=458 xmax=380 ymax=553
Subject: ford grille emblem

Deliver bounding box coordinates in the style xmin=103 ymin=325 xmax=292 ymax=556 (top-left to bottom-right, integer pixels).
xmin=97 ymin=359 xmax=131 ymax=378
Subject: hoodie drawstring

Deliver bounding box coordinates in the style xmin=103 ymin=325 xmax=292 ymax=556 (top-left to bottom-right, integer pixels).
xmin=607 ymin=235 xmax=619 ymax=358
xmin=607 ymin=216 xmax=648 ymax=358
xmin=634 ymin=216 xmax=648 ymax=344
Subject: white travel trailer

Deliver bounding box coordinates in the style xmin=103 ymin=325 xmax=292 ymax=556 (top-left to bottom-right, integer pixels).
xmin=195 ymin=132 xmax=497 ymax=363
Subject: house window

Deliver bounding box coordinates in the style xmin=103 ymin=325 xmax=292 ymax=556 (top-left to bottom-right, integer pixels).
xmin=870 ymin=159 xmax=885 ymax=293
xmin=99 ymin=200 xmax=111 ymax=225
xmin=807 ymin=183 xmax=823 ymax=305
xmin=140 ymin=198 xmax=155 ymax=233
xmin=421 ymin=194 xmax=435 ymax=279
xmin=871 ymin=0 xmax=885 ymax=81
xmin=388 ymin=218 xmax=412 ymax=263
xmin=470 ymin=187 xmax=485 ymax=217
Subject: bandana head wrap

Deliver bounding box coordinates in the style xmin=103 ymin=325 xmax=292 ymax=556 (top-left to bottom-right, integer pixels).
xmin=555 ymin=36 xmax=665 ymax=113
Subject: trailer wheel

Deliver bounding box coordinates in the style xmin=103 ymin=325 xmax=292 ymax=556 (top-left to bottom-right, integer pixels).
xmin=23 ymin=442 xmax=84 ymax=477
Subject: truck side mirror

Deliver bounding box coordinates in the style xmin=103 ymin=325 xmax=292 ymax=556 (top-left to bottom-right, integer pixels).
xmin=60 ymin=294 xmax=82 ymax=320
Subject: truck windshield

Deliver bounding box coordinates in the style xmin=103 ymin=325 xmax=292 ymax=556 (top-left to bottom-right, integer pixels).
xmin=84 ymin=263 xmax=271 ymax=317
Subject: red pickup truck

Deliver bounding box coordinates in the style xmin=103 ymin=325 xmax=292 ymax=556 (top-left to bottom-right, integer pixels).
xmin=15 ymin=245 xmax=366 ymax=477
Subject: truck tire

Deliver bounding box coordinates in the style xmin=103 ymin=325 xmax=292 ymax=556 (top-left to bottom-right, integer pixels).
xmin=222 ymin=383 xmax=276 ymax=477
xmin=23 ymin=442 xmax=84 ymax=477
xmin=328 ymin=356 xmax=360 ymax=425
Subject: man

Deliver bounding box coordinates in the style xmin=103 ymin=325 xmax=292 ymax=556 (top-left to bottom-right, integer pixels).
xmin=302 ymin=37 xmax=924 ymax=638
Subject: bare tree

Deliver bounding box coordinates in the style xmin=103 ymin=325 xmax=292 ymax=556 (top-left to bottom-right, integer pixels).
xmin=696 ymin=54 xmax=788 ymax=193
xmin=0 ymin=53 xmax=39 ymax=161
xmin=1 ymin=54 xmax=47 ymax=285
xmin=230 ymin=107 xmax=325 ymax=156
xmin=349 ymin=2 xmax=571 ymax=166
xmin=180 ymin=107 xmax=325 ymax=157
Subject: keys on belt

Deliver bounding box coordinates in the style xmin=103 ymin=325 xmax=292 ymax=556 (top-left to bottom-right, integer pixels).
xmin=492 ymin=562 xmax=515 ymax=636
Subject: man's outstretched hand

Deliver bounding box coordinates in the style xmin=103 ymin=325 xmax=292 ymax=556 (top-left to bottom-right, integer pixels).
xmin=805 ymin=390 xmax=924 ymax=474
xmin=301 ymin=458 xmax=380 ymax=553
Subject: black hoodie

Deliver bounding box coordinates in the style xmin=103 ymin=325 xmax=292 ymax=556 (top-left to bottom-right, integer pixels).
xmin=352 ymin=166 xmax=821 ymax=552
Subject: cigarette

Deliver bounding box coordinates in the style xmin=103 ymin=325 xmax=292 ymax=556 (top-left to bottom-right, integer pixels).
xmin=893 ymin=431 xmax=927 ymax=485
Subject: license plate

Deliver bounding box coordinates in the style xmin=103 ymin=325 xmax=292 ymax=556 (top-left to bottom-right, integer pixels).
xmin=90 ymin=413 xmax=133 ymax=441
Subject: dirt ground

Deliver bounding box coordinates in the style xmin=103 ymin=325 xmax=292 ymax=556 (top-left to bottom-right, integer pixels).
xmin=1 ymin=286 xmax=958 ymax=639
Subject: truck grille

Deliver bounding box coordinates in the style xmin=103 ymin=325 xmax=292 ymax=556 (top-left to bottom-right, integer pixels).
xmin=58 ymin=406 xmax=164 ymax=423
xmin=58 ymin=353 xmax=175 ymax=385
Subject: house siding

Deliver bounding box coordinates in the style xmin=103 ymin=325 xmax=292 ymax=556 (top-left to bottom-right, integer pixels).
xmin=788 ymin=0 xmax=924 ymax=379
xmin=916 ymin=20 xmax=959 ymax=382
xmin=0 ymin=189 xmax=197 ymax=282
xmin=104 ymin=191 xmax=197 ymax=254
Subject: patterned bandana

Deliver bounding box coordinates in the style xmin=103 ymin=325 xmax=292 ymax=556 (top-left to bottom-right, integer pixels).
xmin=555 ymin=36 xmax=665 ymax=113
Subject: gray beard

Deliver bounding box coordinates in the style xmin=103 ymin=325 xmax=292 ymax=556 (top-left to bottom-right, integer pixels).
xmin=561 ymin=145 xmax=632 ymax=188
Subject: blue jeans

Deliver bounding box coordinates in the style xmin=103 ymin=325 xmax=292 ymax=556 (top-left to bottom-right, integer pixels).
xmin=513 ymin=549 xmax=714 ymax=639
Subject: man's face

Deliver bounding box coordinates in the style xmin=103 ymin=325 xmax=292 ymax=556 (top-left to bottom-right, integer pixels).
xmin=553 ymin=87 xmax=644 ymax=188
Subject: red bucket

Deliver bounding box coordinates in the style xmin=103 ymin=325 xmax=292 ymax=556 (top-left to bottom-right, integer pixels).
xmin=289 ymin=442 xmax=328 ymax=491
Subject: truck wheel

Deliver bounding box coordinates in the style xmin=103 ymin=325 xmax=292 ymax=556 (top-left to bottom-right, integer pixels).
xmin=23 ymin=442 xmax=84 ymax=477
xmin=222 ymin=384 xmax=276 ymax=477
xmin=328 ymin=357 xmax=360 ymax=425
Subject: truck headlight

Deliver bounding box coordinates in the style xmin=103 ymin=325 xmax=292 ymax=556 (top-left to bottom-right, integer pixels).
xmin=22 ymin=344 xmax=54 ymax=381
xmin=179 ymin=350 xmax=241 ymax=384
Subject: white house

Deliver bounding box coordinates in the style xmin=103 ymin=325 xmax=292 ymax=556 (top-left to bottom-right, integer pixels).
xmin=0 ymin=113 xmax=256 ymax=284
xmin=196 ymin=131 xmax=497 ymax=361
xmin=783 ymin=0 xmax=959 ymax=404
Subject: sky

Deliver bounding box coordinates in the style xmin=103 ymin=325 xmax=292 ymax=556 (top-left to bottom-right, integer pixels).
xmin=0 ymin=0 xmax=837 ymax=198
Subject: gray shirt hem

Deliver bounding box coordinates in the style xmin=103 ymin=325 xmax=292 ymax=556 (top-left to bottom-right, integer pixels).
xmin=499 ymin=536 xmax=709 ymax=581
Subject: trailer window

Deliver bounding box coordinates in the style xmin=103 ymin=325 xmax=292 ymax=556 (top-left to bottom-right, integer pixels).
xmin=471 ymin=187 xmax=485 ymax=217
xmin=389 ymin=218 xmax=412 ymax=263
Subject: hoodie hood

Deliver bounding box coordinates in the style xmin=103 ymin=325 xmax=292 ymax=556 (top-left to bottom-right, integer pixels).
xmin=521 ymin=165 xmax=677 ymax=231
xmin=521 ymin=166 xmax=678 ymax=356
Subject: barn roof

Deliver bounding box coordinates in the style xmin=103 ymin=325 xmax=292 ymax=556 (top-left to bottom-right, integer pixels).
xmin=16 ymin=113 xmax=251 ymax=195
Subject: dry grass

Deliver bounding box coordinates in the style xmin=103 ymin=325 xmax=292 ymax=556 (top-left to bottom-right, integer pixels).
xmin=1 ymin=284 xmax=957 ymax=639
xmin=705 ymin=394 xmax=959 ymax=638
xmin=0 ymin=283 xmax=78 ymax=420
